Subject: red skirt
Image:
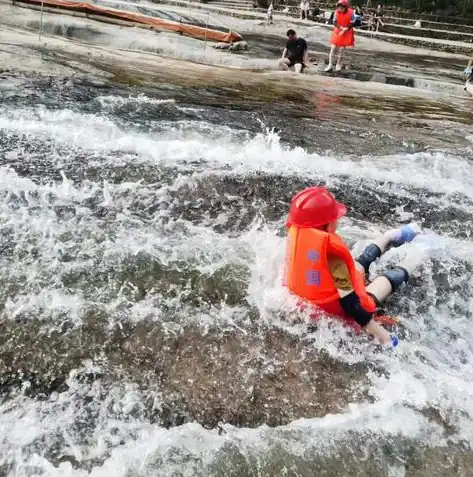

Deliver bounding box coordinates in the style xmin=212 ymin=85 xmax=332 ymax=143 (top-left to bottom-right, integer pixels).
xmin=330 ymin=27 xmax=355 ymax=48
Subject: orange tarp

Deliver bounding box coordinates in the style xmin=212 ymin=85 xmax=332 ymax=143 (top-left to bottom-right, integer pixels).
xmin=15 ymin=0 xmax=243 ymax=43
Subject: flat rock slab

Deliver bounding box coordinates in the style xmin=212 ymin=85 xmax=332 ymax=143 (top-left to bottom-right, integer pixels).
xmin=307 ymin=68 xmax=415 ymax=87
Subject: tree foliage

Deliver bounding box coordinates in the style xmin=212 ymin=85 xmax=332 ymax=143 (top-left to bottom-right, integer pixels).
xmin=376 ymin=0 xmax=473 ymax=17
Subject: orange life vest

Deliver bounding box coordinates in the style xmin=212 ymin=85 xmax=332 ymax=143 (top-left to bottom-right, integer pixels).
xmin=284 ymin=226 xmax=376 ymax=317
xmin=330 ymin=8 xmax=355 ymax=48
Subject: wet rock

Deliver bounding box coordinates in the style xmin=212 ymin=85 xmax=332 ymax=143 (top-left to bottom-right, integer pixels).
xmin=213 ymin=41 xmax=248 ymax=51
xmin=204 ymin=438 xmax=473 ymax=477
xmin=213 ymin=42 xmax=231 ymax=49
xmin=111 ymin=323 xmax=371 ymax=428
xmin=229 ymin=41 xmax=248 ymax=51
xmin=0 ymin=319 xmax=370 ymax=428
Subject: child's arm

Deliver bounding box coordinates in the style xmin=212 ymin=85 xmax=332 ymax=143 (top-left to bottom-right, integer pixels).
xmin=328 ymin=256 xmax=393 ymax=346
xmin=364 ymin=319 xmax=392 ymax=345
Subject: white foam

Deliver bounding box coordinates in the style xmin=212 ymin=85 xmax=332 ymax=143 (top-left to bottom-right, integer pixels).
xmin=2 ymin=101 xmax=473 ymax=474
xmin=96 ymin=94 xmax=176 ymax=109
xmin=2 ymin=106 xmax=473 ymax=199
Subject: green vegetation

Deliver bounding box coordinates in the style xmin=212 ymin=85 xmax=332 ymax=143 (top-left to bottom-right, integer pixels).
xmin=380 ymin=0 xmax=473 ymax=18
xmin=278 ymin=0 xmax=473 ymax=20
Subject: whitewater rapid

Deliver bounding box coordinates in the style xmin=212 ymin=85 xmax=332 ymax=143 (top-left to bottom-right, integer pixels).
xmin=1 ymin=86 xmax=473 ymax=476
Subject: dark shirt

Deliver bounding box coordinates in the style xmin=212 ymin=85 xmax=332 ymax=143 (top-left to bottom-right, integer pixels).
xmin=285 ymin=38 xmax=307 ymax=62
xmin=354 ymin=10 xmax=363 ymax=27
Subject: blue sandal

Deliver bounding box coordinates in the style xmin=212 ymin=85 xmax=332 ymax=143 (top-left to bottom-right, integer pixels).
xmin=391 ymin=224 xmax=421 ymax=248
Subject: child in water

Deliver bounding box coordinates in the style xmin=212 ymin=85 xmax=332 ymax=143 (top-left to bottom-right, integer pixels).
xmin=285 ymin=187 xmax=424 ymax=347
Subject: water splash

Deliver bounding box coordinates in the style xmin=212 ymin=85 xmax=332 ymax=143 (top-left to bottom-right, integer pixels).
xmin=1 ymin=90 xmax=473 ymax=476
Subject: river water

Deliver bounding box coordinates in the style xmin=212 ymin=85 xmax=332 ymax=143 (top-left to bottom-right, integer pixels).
xmin=1 ymin=72 xmax=473 ymax=476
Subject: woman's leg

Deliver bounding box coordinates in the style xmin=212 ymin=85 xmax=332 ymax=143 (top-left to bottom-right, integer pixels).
xmin=325 ymin=46 xmax=336 ymax=71
xmin=336 ymin=47 xmax=345 ymax=70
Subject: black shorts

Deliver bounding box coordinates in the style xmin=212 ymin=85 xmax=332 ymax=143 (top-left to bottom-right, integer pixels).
xmin=339 ymin=291 xmax=376 ymax=327
xmin=288 ymin=58 xmax=305 ymax=70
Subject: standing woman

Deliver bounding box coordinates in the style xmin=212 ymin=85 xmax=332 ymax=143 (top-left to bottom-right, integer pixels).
xmin=325 ymin=0 xmax=355 ymax=72
xmin=303 ymin=0 xmax=310 ymax=19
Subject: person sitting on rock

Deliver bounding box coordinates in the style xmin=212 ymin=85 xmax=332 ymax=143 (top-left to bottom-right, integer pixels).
xmin=279 ymin=29 xmax=308 ymax=74
xmin=284 ymin=186 xmax=423 ymax=348
xmin=327 ymin=10 xmax=335 ymax=24
xmin=325 ymin=0 xmax=355 ymax=72
xmin=353 ymin=5 xmax=363 ymax=27
xmin=310 ymin=5 xmax=321 ymax=20
xmin=373 ymin=4 xmax=384 ymax=31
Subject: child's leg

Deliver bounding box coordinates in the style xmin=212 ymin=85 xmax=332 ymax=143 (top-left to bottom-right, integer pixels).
xmin=356 ymin=223 xmax=421 ymax=276
xmin=367 ymin=244 xmax=426 ymax=304
xmin=342 ymin=224 xmax=422 ymax=346
xmin=362 ymin=232 xmax=425 ymax=346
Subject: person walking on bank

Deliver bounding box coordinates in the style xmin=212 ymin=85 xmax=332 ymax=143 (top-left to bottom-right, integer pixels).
xmin=267 ymin=2 xmax=274 ymax=24
xmin=325 ymin=0 xmax=355 ymax=72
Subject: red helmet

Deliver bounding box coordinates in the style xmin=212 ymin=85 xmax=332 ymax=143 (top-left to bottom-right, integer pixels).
xmin=337 ymin=0 xmax=350 ymax=6
xmin=286 ymin=186 xmax=347 ymax=228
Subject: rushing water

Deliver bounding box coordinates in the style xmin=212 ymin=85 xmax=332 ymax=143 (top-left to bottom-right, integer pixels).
xmin=1 ymin=74 xmax=473 ymax=477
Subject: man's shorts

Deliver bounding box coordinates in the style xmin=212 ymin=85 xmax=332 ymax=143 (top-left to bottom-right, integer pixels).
xmin=288 ymin=58 xmax=306 ymax=71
